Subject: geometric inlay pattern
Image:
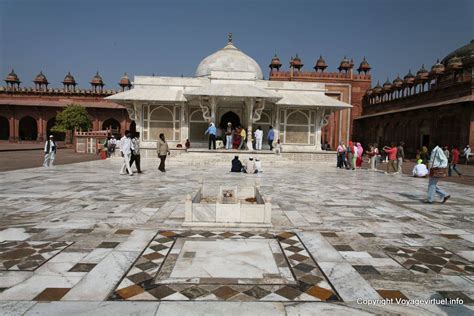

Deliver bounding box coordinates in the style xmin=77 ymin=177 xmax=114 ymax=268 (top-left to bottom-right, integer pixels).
xmin=110 ymin=231 xmax=340 ymax=302
xmin=0 ymin=241 xmax=73 ymax=271
xmin=383 ymin=246 xmax=474 ymax=275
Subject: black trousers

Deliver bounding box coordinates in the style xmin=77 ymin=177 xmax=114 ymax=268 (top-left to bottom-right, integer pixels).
xmin=268 ymin=139 xmax=274 ymax=150
xmin=158 ymin=155 xmax=167 ymax=172
xmin=130 ymin=154 xmax=141 ymax=172
xmin=208 ymin=134 xmax=216 ymax=150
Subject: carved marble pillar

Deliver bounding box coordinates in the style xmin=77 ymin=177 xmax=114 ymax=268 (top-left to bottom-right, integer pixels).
xmin=246 ymin=98 xmax=254 ymax=150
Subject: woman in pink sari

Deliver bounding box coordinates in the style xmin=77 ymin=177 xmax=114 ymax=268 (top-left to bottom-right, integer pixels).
xmin=356 ymin=142 xmax=364 ymax=168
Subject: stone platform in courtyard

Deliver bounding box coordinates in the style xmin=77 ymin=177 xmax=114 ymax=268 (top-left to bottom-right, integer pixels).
xmin=1 ymin=157 xmax=474 ymax=315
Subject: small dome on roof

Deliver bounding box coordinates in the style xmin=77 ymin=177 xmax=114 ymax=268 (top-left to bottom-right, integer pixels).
xmin=33 ymin=71 xmax=48 ymax=84
xmin=392 ymin=75 xmax=403 ymax=89
xmin=357 ymin=57 xmax=371 ymax=73
xmin=314 ymin=55 xmax=328 ymax=71
xmin=90 ymin=71 xmax=104 ymax=86
xmin=119 ymin=73 xmax=131 ymax=86
xmin=372 ymin=81 xmax=383 ymax=94
xmin=290 ymin=54 xmax=303 ymax=69
xmin=430 ymin=59 xmax=445 ymax=76
xmin=403 ymin=69 xmax=415 ymax=86
xmin=5 ymin=69 xmax=20 ymax=83
xmin=338 ymin=56 xmax=352 ymax=72
xmin=62 ymin=71 xmax=76 ymax=85
xmin=382 ymin=78 xmax=392 ymax=91
xmin=415 ymin=64 xmax=429 ymax=82
xmin=365 ymin=88 xmax=373 ymax=96
xmin=269 ymin=54 xmax=282 ymax=69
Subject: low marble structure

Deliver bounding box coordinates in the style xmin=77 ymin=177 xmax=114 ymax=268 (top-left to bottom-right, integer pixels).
xmin=184 ymin=184 xmax=272 ymax=227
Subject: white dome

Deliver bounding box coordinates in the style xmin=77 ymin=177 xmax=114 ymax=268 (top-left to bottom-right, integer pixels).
xmin=195 ymin=43 xmax=263 ymax=79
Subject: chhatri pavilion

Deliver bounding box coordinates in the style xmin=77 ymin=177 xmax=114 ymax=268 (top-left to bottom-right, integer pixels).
xmin=108 ymin=35 xmax=352 ymax=155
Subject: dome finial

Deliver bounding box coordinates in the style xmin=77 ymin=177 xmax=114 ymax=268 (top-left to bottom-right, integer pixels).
xmin=228 ymin=32 xmax=233 ymax=44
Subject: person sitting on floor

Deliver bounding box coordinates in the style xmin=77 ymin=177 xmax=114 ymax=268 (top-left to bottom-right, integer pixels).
xmin=255 ymin=158 xmax=263 ymax=173
xmin=243 ymin=157 xmax=257 ymax=174
xmin=231 ymin=155 xmax=243 ymax=172
xmin=412 ymin=159 xmax=428 ymax=178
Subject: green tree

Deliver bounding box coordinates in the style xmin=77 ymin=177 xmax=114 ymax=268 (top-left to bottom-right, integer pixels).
xmin=52 ymin=104 xmax=91 ymax=140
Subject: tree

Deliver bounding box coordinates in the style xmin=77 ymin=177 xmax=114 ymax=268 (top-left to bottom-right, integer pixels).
xmin=52 ymin=104 xmax=91 ymax=141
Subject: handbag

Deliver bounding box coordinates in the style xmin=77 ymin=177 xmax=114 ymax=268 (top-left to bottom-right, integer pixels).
xmin=429 ymin=149 xmax=447 ymax=178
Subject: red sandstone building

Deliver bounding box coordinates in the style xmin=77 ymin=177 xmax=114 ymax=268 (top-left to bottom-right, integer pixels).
xmin=354 ymin=40 xmax=474 ymax=155
xmin=269 ymin=54 xmax=372 ymax=149
xmin=0 ymin=71 xmax=132 ymax=143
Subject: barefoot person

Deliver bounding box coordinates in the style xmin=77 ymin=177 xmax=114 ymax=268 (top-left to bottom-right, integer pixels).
xmin=426 ymin=140 xmax=450 ymax=204
xmin=43 ymin=135 xmax=57 ymax=167
xmin=157 ymin=133 xmax=170 ymax=173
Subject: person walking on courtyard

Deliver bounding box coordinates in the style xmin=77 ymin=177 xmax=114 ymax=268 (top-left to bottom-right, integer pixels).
xmin=449 ymin=145 xmax=462 ymax=176
xmin=383 ymin=143 xmax=398 ymax=174
xmin=346 ymin=141 xmax=354 ymax=170
xmin=230 ymin=155 xmax=243 ymax=172
xmin=397 ymin=142 xmax=405 ymax=173
xmin=267 ymin=126 xmax=275 ymax=150
xmin=120 ymin=130 xmax=134 ymax=176
xmin=443 ymin=146 xmax=450 ymax=162
xmin=254 ymin=126 xmax=263 ymax=150
xmin=367 ymin=144 xmax=376 ymax=171
xmin=336 ymin=141 xmax=347 ymax=168
xmin=205 ymin=122 xmax=217 ymax=150
xmin=238 ymin=126 xmax=246 ymax=150
xmin=426 ymin=140 xmax=450 ymax=204
xmin=225 ymin=122 xmax=233 ymax=150
xmin=109 ymin=135 xmax=117 ymax=156
xmin=157 ymin=133 xmax=170 ymax=172
xmin=463 ymin=145 xmax=471 ymax=164
xmin=412 ymin=159 xmax=428 ymax=177
xmin=130 ymin=132 xmax=142 ymax=174
xmin=43 ymin=135 xmax=57 ymax=167
xmin=356 ymin=142 xmax=363 ymax=168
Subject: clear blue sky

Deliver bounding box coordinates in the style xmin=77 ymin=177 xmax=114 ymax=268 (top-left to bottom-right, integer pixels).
xmin=1 ymin=0 xmax=472 ymax=89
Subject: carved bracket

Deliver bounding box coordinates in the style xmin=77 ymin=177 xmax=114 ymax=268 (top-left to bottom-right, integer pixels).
xmin=320 ymin=109 xmax=331 ymax=127
xmin=252 ymin=99 xmax=265 ymax=122
xmin=198 ymin=99 xmax=212 ymax=122
xmin=126 ymin=105 xmax=137 ymax=121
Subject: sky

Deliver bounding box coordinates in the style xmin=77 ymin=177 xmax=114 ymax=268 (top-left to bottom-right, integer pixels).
xmin=1 ymin=0 xmax=473 ymax=89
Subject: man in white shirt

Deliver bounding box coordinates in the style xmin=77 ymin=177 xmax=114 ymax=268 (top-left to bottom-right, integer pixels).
xmin=254 ymin=126 xmax=263 ymax=150
xmin=412 ymin=159 xmax=428 ymax=177
xmin=120 ymin=130 xmax=134 ymax=176
xmin=464 ymin=145 xmax=471 ymax=164
xmin=130 ymin=132 xmax=142 ymax=173
xmin=43 ymin=135 xmax=57 ymax=167
xmin=243 ymin=157 xmax=257 ymax=174
xmin=255 ymin=158 xmax=263 ymax=173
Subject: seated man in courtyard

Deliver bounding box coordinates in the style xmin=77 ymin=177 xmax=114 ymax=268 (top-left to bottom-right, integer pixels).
xmin=230 ymin=155 xmax=243 ymax=172
xmin=412 ymin=159 xmax=428 ymax=177
xmin=255 ymin=158 xmax=263 ymax=173
xmin=243 ymin=156 xmax=257 ymax=174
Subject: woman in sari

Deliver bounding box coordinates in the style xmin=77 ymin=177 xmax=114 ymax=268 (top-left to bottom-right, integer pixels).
xmin=232 ymin=127 xmax=241 ymax=149
xmin=356 ymin=142 xmax=364 ymax=168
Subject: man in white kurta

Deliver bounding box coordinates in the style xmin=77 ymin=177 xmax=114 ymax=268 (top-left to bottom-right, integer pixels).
xmin=254 ymin=127 xmax=263 ymax=150
xmin=43 ymin=135 xmax=57 ymax=167
xmin=120 ymin=131 xmax=134 ymax=176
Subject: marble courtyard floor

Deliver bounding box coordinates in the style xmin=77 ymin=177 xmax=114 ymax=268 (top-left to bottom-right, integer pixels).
xmin=0 ymin=155 xmax=473 ymax=315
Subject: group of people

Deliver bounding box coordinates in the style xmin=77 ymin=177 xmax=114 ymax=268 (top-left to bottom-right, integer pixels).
xmin=230 ymin=155 xmax=263 ymax=174
xmin=118 ymin=130 xmax=142 ymax=176
xmin=205 ymin=122 xmax=277 ymax=151
xmin=335 ymin=139 xmax=474 ymax=204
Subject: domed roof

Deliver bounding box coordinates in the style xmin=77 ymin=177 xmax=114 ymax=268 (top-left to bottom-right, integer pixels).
xmin=441 ymin=39 xmax=474 ymax=64
xmin=5 ymin=69 xmax=20 ymax=83
xmin=430 ymin=59 xmax=445 ymax=76
xmin=382 ymin=78 xmax=392 ymax=91
xmin=314 ymin=55 xmax=328 ymax=70
xmin=290 ymin=54 xmax=303 ymax=68
xmin=392 ymin=74 xmax=403 ymax=88
xmin=195 ymin=39 xmax=263 ymax=79
xmin=34 ymin=71 xmax=48 ymax=84
xmin=372 ymin=81 xmax=383 ymax=94
xmin=357 ymin=57 xmax=371 ymax=73
xmin=269 ymin=54 xmax=282 ymax=68
xmin=119 ymin=73 xmax=131 ymax=86
xmin=63 ymin=71 xmax=76 ymax=85
xmin=90 ymin=71 xmax=104 ymax=85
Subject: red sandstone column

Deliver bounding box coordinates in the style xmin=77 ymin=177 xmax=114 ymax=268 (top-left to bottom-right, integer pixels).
xmin=9 ymin=116 xmax=14 ymax=142
xmin=469 ymin=109 xmax=474 ymax=148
